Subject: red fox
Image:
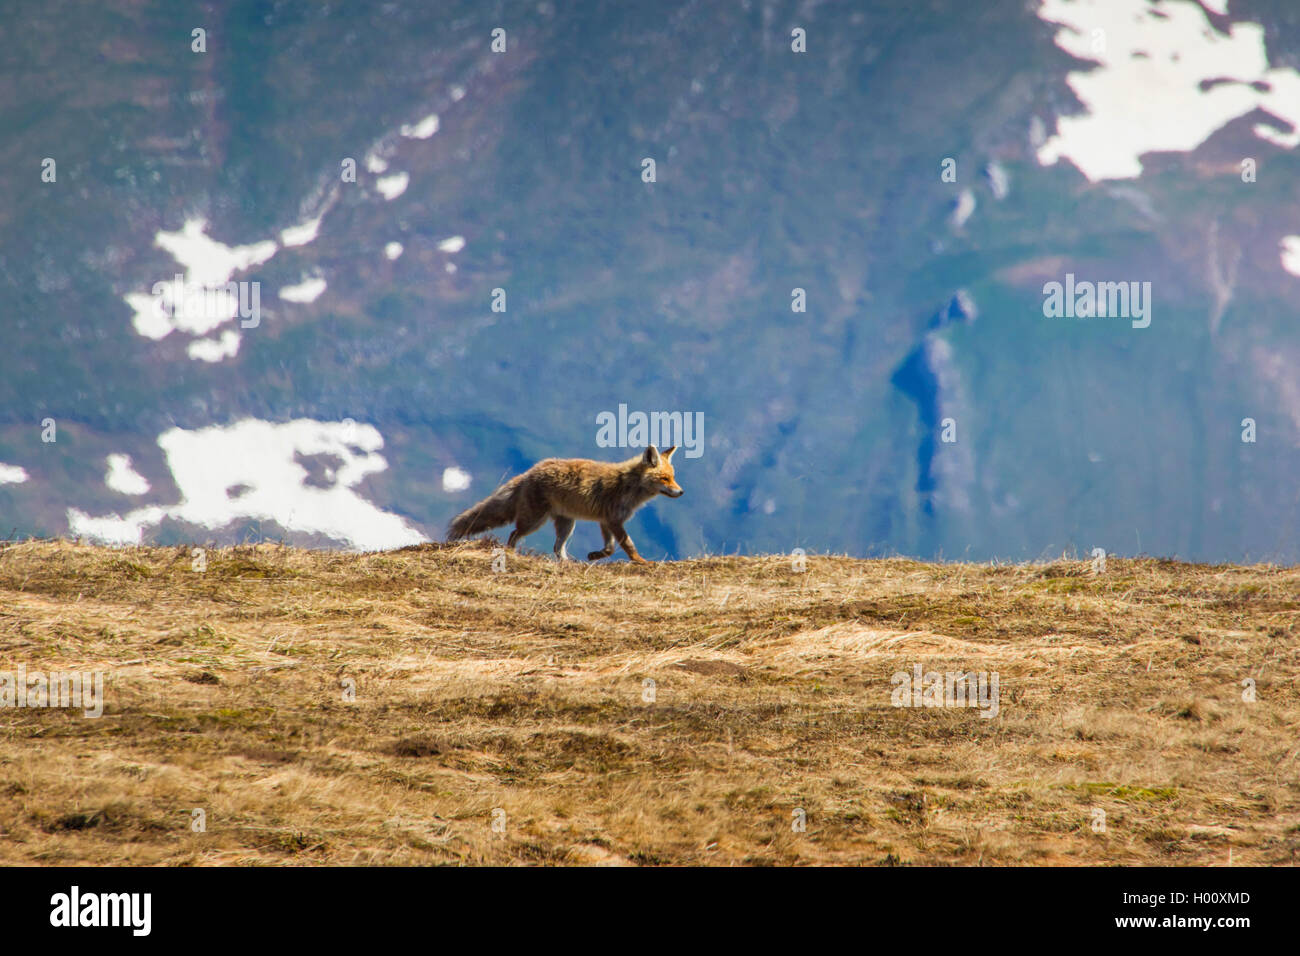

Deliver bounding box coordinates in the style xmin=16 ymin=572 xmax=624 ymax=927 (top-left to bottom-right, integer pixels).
xmin=447 ymin=445 xmax=683 ymax=563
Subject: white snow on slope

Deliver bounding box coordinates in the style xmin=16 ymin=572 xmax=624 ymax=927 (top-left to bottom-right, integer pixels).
xmin=105 ymin=454 xmax=150 ymax=495
xmin=377 ymin=172 xmax=410 ymax=200
xmin=155 ymin=218 xmax=278 ymax=289
xmin=279 ymin=276 xmax=327 ymax=304
xmin=400 ymin=114 xmax=440 ymax=139
xmin=281 ymin=213 xmax=324 ymax=247
xmin=1036 ymin=0 xmax=1300 ymax=181
xmin=442 ymin=466 xmax=471 ymax=492
xmin=68 ymin=420 xmax=426 ymax=550
xmin=124 ymin=219 xmax=276 ymax=341
xmin=1282 ymin=236 xmax=1300 ymax=277
xmin=188 ymin=329 xmax=241 ymax=363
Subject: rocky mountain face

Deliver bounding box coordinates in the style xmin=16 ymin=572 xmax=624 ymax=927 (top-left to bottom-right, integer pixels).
xmin=2 ymin=0 xmax=1299 ymax=562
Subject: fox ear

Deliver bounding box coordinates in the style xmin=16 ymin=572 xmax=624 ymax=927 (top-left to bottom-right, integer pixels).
xmin=662 ymin=445 xmax=677 ymax=461
xmin=642 ymin=445 xmax=660 ymax=466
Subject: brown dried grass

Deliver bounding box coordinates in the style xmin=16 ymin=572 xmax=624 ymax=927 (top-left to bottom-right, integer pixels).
xmin=0 ymin=539 xmax=1296 ymax=865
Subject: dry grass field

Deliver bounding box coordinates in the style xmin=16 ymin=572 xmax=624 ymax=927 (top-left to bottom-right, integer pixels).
xmin=0 ymin=538 xmax=1297 ymax=866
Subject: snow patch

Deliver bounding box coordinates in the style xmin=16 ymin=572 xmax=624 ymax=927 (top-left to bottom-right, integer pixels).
xmin=123 ymin=219 xmax=275 ymax=342
xmin=950 ymin=190 xmax=975 ymax=229
xmin=106 ymin=454 xmax=150 ymax=495
xmin=442 ymin=467 xmax=472 ymax=492
xmin=154 ymin=218 xmax=278 ymax=289
xmin=1036 ymin=0 xmax=1300 ymax=181
xmin=67 ymin=508 xmax=161 ymax=546
xmin=985 ymin=162 xmax=1010 ymax=200
xmin=187 ymin=329 xmax=241 ymax=363
xmin=279 ymin=276 xmax=327 ymax=304
xmin=280 ymin=214 xmax=323 ymax=247
xmin=400 ymin=114 xmax=440 ymax=139
xmin=1282 ymin=236 xmax=1300 ymax=277
xmin=67 ymin=420 xmax=426 ymax=551
xmin=376 ymin=172 xmax=409 ymax=200
xmin=0 ymin=463 xmax=29 ymax=485
xmin=1254 ymin=122 xmax=1300 ymax=149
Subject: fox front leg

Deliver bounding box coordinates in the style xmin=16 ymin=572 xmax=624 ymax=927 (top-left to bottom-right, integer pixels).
xmin=612 ymin=522 xmax=649 ymax=564
xmin=587 ymin=523 xmax=617 ymax=561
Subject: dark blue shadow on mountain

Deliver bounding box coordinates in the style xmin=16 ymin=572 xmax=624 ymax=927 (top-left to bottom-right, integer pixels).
xmin=891 ymin=345 xmax=939 ymax=517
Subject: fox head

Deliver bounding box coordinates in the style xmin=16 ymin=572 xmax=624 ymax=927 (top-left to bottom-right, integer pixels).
xmin=640 ymin=445 xmax=683 ymax=497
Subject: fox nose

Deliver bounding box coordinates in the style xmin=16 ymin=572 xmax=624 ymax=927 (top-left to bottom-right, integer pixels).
xmin=667 ymin=487 xmax=683 ymax=497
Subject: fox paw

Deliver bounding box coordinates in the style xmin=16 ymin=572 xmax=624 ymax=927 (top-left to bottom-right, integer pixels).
xmin=587 ymin=551 xmax=608 ymax=561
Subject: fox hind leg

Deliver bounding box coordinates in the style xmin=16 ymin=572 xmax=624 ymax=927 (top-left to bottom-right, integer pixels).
xmin=506 ymin=501 xmax=548 ymax=551
xmin=553 ymin=516 xmax=575 ymax=560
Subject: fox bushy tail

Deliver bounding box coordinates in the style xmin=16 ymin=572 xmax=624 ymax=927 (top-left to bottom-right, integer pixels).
xmin=447 ymin=476 xmax=521 ymax=540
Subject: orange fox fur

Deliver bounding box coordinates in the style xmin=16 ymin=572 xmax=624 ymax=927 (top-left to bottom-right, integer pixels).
xmin=447 ymin=445 xmax=683 ymax=563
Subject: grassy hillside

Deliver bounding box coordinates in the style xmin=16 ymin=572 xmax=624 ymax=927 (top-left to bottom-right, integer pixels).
xmin=0 ymin=539 xmax=1297 ymax=865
